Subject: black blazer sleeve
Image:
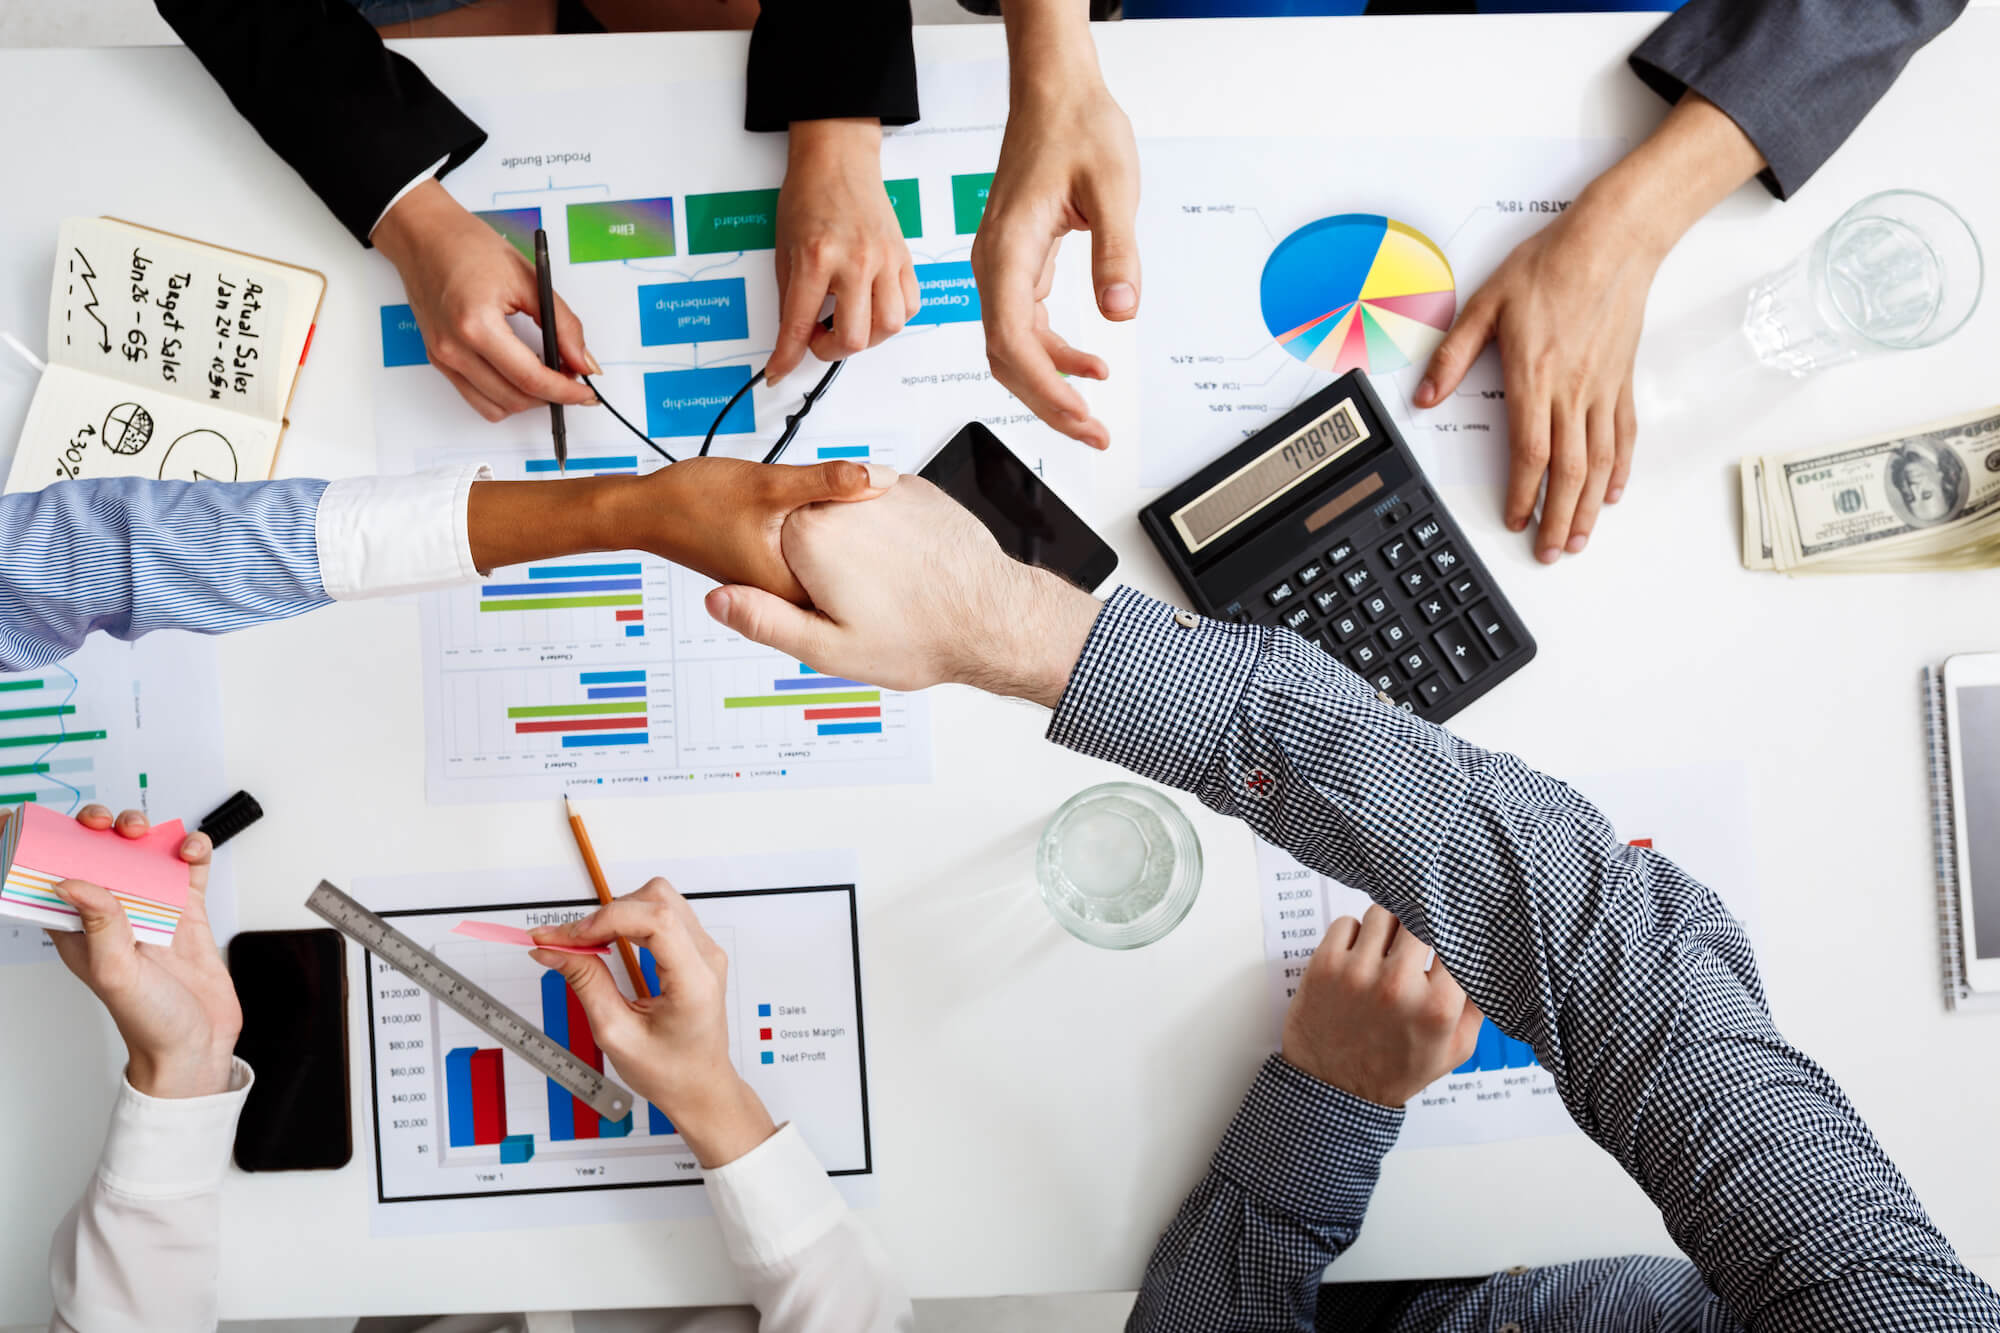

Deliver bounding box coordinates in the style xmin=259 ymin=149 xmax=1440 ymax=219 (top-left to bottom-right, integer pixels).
xmin=745 ymin=0 xmax=920 ymax=131
xmin=1630 ymin=0 xmax=1969 ymax=200
xmin=156 ymin=0 xmax=487 ymax=245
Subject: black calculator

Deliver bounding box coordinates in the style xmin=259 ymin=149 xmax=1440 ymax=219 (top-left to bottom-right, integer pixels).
xmin=1139 ymin=372 xmax=1534 ymax=722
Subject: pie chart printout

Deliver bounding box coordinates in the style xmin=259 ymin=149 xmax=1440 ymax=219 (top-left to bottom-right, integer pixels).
xmin=1260 ymin=214 xmax=1457 ymax=378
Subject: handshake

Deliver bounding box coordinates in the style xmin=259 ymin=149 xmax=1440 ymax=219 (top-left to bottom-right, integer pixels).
xmin=479 ymin=456 xmax=1107 ymax=709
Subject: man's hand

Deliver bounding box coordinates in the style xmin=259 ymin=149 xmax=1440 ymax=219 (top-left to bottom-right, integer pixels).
xmin=373 ymin=179 xmax=600 ymax=423
xmin=466 ymin=457 xmax=898 ymax=605
xmin=973 ymin=4 xmax=1139 ymax=451
xmin=532 ymin=880 xmax=776 ymax=1169
xmin=704 ymin=476 xmax=1102 ymax=705
xmin=1415 ymin=93 xmax=1765 ymax=563
xmin=1282 ymin=905 xmax=1483 ymax=1108
xmin=41 ymin=807 xmax=239 ymax=1100
xmin=769 ymin=118 xmax=920 ymax=385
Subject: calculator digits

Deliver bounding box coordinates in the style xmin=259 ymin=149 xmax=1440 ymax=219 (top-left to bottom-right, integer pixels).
xmin=1140 ymin=373 xmax=1534 ymax=722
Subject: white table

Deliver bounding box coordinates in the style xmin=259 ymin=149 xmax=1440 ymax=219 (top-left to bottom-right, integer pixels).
xmin=2 ymin=13 xmax=1998 ymax=1323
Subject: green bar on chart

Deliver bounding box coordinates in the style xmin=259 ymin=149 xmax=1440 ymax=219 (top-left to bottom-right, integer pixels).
xmin=0 ymin=680 xmax=44 ymax=693
xmin=684 ymin=189 xmax=781 ymax=254
xmin=0 ymin=764 xmax=48 ymax=777
xmin=884 ymin=178 xmax=922 ymax=238
xmin=479 ymin=595 xmax=644 ymax=613
xmin=952 ymin=172 xmax=994 ymax=234
xmin=723 ymin=690 xmax=881 ymax=710
xmin=506 ymin=702 xmax=652 ymax=719
xmin=0 ymin=731 xmax=108 ymax=749
xmin=0 ymin=705 xmax=75 ymax=722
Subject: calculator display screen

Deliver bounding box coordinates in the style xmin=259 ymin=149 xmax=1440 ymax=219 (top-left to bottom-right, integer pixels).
xmin=1170 ymin=397 xmax=1371 ymax=553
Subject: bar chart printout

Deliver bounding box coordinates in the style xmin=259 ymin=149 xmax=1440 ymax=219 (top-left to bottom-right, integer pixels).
xmin=363 ymin=851 xmax=872 ymax=1235
xmin=420 ymin=448 xmax=931 ymax=803
xmin=1252 ymin=761 xmax=1759 ymax=1150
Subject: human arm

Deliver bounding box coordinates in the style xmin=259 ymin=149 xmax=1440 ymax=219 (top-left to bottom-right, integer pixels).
xmin=0 ymin=457 xmax=892 ymax=671
xmin=973 ymin=0 xmax=1138 ymax=450
xmin=707 ymin=479 xmax=2000 ymax=1330
xmin=532 ymin=883 xmax=913 ymax=1333
xmin=42 ymin=808 xmax=248 ymax=1333
xmin=1129 ymin=912 xmax=1481 ymax=1333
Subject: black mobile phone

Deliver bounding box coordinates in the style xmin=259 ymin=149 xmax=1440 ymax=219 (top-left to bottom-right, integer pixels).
xmin=227 ymin=928 xmax=353 ymax=1172
xmin=919 ymin=422 xmax=1119 ymax=591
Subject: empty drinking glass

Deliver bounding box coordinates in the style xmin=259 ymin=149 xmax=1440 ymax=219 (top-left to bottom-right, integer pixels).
xmin=1036 ymin=783 xmax=1202 ymax=949
xmin=1742 ymin=190 xmax=1983 ymax=376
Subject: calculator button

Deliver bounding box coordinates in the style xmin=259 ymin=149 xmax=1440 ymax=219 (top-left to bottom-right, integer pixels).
xmin=1326 ymin=538 xmax=1358 ymax=566
xmin=1222 ymin=601 xmax=1250 ymax=624
xmin=1370 ymin=668 xmax=1398 ymax=695
xmin=1416 ymin=594 xmax=1449 ymax=625
xmin=1431 ymin=620 xmax=1488 ymax=683
xmin=1328 ymin=613 xmax=1363 ymax=643
xmin=1467 ymin=602 xmax=1522 ymax=660
xmin=1282 ymin=605 xmax=1314 ymax=633
xmin=1379 ymin=502 xmax=1411 ymax=529
xmin=1391 ymin=696 xmax=1417 ymax=715
xmin=1378 ymin=618 xmax=1411 ymax=651
xmin=1380 ymin=536 xmax=1412 ymax=569
xmin=1411 ymin=516 xmax=1445 ymax=548
xmin=1429 ymin=546 xmax=1463 ymax=578
xmin=1448 ymin=574 xmax=1480 ymax=604
xmin=1400 ymin=567 xmax=1431 ymax=598
xmin=1296 ymin=560 xmax=1326 ymax=587
xmin=1399 ymin=646 xmax=1433 ymax=680
xmin=1266 ymin=580 xmax=1297 ymax=608
xmin=1349 ymin=641 xmax=1382 ymax=671
xmin=1312 ymin=587 xmax=1343 ymax=616
xmin=1416 ymin=675 xmax=1450 ymax=708
xmin=1306 ymin=631 xmax=1330 ymax=652
xmin=1341 ymin=563 xmax=1375 ymax=597
xmin=1359 ymin=592 xmax=1392 ymax=622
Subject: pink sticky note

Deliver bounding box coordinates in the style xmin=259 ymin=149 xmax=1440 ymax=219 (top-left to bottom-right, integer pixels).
xmin=0 ymin=806 xmax=191 ymax=944
xmin=453 ymin=919 xmax=610 ymax=956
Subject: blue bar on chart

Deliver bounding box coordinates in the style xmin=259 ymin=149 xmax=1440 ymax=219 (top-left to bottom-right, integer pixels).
xmin=445 ymin=1048 xmax=476 ymax=1147
xmin=541 ymin=970 xmax=575 ymax=1141
xmin=638 ymin=278 xmax=750 ymax=346
xmin=815 ymin=445 xmax=871 ymax=460
xmin=380 ymin=305 xmax=428 ymax=367
xmin=908 ymin=262 xmax=981 ymax=326
xmin=586 ymin=686 xmax=647 ymax=700
xmin=481 ymin=578 xmax=643 ymax=597
xmin=542 ymin=565 xmax=643 ymax=581
xmin=499 ymin=1134 xmax=535 ymax=1164
xmin=581 ymin=670 xmax=648 ymax=683
xmin=600 ymin=1112 xmax=634 ymax=1138
xmin=564 ymin=733 xmax=650 ymax=748
xmin=525 ymin=456 xmax=640 ymax=475
xmin=817 ymin=722 xmax=882 ymax=736
xmin=1453 ymin=1017 xmax=1538 ymax=1074
xmin=645 ymin=365 xmax=755 ymax=437
xmin=775 ymin=676 xmax=865 ymax=690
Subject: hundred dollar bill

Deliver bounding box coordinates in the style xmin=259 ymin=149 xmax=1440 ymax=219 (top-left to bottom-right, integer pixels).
xmin=1740 ymin=406 xmax=2000 ymax=572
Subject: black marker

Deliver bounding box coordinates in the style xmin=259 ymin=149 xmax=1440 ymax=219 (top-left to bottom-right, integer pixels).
xmin=197 ymin=791 xmax=263 ymax=849
xmin=533 ymin=228 xmax=566 ymax=473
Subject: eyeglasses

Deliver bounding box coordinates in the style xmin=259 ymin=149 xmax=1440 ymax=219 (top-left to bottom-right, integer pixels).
xmin=583 ymin=355 xmax=845 ymax=467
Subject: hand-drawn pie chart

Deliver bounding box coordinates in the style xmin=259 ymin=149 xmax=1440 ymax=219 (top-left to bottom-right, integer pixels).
xmin=102 ymin=402 xmax=154 ymax=455
xmin=159 ymin=429 xmax=239 ymax=482
xmin=1260 ymin=214 xmax=1457 ymax=377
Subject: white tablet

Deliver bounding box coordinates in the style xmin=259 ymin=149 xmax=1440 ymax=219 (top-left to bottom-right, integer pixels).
xmin=1943 ymin=652 xmax=2000 ymax=992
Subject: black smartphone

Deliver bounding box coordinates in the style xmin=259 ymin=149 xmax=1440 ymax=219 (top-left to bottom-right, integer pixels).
xmin=227 ymin=928 xmax=353 ymax=1172
xmin=919 ymin=423 xmax=1119 ymax=591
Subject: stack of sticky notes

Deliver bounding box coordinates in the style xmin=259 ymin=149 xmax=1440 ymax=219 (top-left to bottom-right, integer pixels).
xmin=0 ymin=805 xmax=191 ymax=943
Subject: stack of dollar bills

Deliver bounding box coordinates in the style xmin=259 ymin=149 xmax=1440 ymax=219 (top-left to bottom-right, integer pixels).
xmin=1741 ymin=406 xmax=2000 ymax=573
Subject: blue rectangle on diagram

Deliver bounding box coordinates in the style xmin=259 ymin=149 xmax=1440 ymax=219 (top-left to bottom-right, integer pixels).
xmin=908 ymin=262 xmax=981 ymax=326
xmin=645 ymin=364 xmax=755 ymax=438
xmin=638 ymin=278 xmax=750 ymax=346
xmin=380 ymin=304 xmax=429 ymax=366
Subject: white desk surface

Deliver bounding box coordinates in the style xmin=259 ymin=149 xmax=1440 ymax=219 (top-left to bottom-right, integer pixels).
xmin=2 ymin=12 xmax=1999 ymax=1323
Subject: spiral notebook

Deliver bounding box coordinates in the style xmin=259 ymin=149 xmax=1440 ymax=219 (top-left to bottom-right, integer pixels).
xmin=1923 ymin=666 xmax=2000 ymax=1012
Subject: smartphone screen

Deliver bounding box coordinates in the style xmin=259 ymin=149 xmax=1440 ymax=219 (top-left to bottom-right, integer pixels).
xmin=1956 ymin=684 xmax=2000 ymax=963
xmin=920 ymin=423 xmax=1119 ymax=591
xmin=227 ymin=928 xmax=352 ymax=1171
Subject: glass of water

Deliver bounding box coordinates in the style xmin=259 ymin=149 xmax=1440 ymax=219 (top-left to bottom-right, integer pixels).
xmin=1036 ymin=782 xmax=1202 ymax=950
xmin=1742 ymin=189 xmax=1983 ymax=376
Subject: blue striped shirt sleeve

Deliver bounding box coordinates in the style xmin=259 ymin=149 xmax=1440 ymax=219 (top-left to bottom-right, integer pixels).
xmin=0 ymin=477 xmax=333 ymax=673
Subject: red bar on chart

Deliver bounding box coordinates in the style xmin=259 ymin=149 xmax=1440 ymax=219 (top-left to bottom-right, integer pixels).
xmin=515 ymin=716 xmax=649 ymax=735
xmin=802 ymin=706 xmax=881 ymax=722
xmin=615 ymin=610 xmax=644 ymax=622
xmin=470 ymin=1048 xmax=507 ymax=1145
xmin=565 ymin=984 xmax=603 ymax=1140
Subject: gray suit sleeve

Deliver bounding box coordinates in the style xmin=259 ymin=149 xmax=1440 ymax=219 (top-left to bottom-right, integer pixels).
xmin=1630 ymin=0 xmax=1969 ymax=199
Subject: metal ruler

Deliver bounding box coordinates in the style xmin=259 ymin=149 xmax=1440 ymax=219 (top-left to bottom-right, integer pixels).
xmin=307 ymin=880 xmax=633 ymax=1122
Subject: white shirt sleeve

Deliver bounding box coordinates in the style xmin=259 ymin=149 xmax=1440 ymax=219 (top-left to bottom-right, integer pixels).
xmin=48 ymin=1059 xmax=253 ymax=1333
xmin=701 ymin=1124 xmax=913 ymax=1333
xmin=370 ymin=155 xmax=451 ymax=241
xmin=315 ymin=462 xmax=492 ymax=600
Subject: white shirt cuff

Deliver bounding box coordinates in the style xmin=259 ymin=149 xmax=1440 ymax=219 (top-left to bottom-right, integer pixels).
xmin=703 ymin=1122 xmax=847 ymax=1270
xmin=316 ymin=463 xmax=490 ymax=601
xmin=97 ymin=1058 xmax=253 ymax=1199
xmin=370 ymin=155 xmax=450 ymax=240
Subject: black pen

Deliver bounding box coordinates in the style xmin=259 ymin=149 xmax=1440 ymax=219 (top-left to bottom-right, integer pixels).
xmin=533 ymin=227 xmax=566 ymax=473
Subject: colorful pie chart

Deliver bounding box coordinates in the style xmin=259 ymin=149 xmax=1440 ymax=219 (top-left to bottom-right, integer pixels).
xmin=1260 ymin=214 xmax=1457 ymax=378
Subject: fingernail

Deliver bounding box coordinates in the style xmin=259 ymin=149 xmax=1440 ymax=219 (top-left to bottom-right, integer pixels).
xmin=862 ymin=462 xmax=897 ymax=489
xmin=585 ymin=350 xmax=603 ymax=376
xmin=1099 ymin=282 xmax=1137 ymax=314
xmin=1605 ymin=486 xmax=1623 ymax=504
xmin=709 ymin=589 xmax=732 ymax=617
xmin=181 ymin=837 xmax=201 ymax=857
xmin=1416 ymin=378 xmax=1436 ymax=406
xmin=1537 ymin=545 xmax=1561 ymax=564
xmin=1508 ymin=517 xmax=1527 ymax=533
xmin=1567 ymin=534 xmax=1589 ymax=554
